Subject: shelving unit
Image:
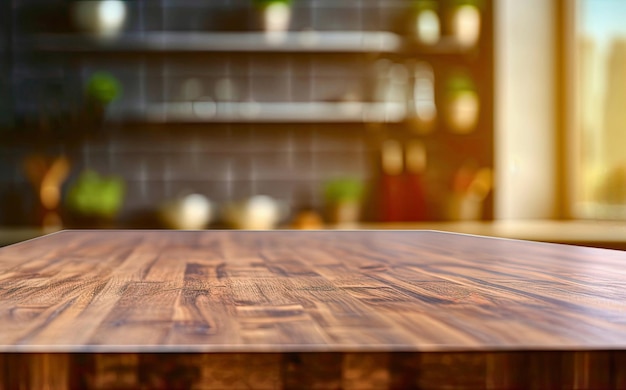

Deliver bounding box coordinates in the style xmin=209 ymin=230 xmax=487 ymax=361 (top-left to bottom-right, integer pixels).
xmin=19 ymin=31 xmax=480 ymax=57
xmin=20 ymin=31 xmax=403 ymax=53
xmin=19 ymin=31 xmax=423 ymax=124
xmin=20 ymin=31 xmax=480 ymax=125
xmin=3 ymin=0 xmax=494 ymax=225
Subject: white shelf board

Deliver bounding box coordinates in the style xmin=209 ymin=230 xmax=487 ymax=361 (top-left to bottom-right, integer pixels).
xmin=23 ymin=31 xmax=403 ymax=53
xmin=137 ymin=101 xmax=406 ymax=123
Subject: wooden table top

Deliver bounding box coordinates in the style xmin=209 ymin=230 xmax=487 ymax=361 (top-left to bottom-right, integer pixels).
xmin=2 ymin=229 xmax=626 ymax=353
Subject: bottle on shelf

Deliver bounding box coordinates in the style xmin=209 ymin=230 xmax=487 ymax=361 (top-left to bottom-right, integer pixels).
xmin=449 ymin=0 xmax=483 ymax=48
xmin=404 ymin=140 xmax=428 ymax=221
xmin=380 ymin=139 xmax=406 ymax=222
xmin=409 ymin=61 xmax=437 ymax=134
xmin=412 ymin=0 xmax=441 ymax=45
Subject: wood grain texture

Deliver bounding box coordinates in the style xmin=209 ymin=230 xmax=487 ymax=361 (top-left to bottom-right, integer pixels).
xmin=2 ymin=230 xmax=626 ymax=388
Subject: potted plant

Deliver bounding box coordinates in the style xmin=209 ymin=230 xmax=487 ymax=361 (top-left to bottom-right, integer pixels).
xmin=253 ymin=0 xmax=293 ymax=35
xmin=65 ymin=169 xmax=125 ymax=227
xmin=83 ymin=71 xmax=122 ymax=125
xmin=324 ymin=178 xmax=366 ymax=226
xmin=449 ymin=0 xmax=483 ymax=47
xmin=411 ymin=0 xmax=441 ymax=45
xmin=445 ymin=72 xmax=479 ymax=134
xmin=87 ymin=72 xmax=122 ymax=105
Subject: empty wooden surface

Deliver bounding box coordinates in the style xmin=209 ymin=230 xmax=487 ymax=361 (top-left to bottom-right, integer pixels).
xmin=2 ymin=230 xmax=626 ymax=389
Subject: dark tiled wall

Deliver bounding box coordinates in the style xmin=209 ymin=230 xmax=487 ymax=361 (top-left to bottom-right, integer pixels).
xmin=1 ymin=0 xmax=494 ymax=226
xmin=1 ymin=124 xmax=375 ymax=227
xmin=80 ymin=125 xmax=374 ymax=226
xmin=0 ymin=1 xmax=11 ymax=128
xmin=3 ymin=0 xmax=411 ymax=226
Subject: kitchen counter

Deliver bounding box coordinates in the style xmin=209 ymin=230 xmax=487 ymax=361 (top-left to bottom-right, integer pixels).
xmin=339 ymin=220 xmax=626 ymax=250
xmin=2 ymin=230 xmax=626 ymax=388
xmin=4 ymin=220 xmax=626 ymax=249
xmin=0 ymin=227 xmax=50 ymax=247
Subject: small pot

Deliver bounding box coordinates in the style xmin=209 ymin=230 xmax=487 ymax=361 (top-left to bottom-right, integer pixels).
xmin=71 ymin=0 xmax=128 ymax=37
xmin=447 ymin=193 xmax=483 ymax=220
xmin=328 ymin=200 xmax=361 ymax=226
xmin=259 ymin=2 xmax=292 ymax=34
xmin=446 ymin=90 xmax=479 ymax=134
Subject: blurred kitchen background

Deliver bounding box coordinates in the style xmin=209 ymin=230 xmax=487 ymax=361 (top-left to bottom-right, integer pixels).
xmin=3 ymin=0 xmax=626 ymax=248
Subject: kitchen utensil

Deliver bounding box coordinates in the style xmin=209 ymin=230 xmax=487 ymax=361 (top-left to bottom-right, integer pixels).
xmin=448 ymin=165 xmax=493 ymax=220
xmin=290 ymin=209 xmax=324 ymax=230
xmin=23 ymin=154 xmax=71 ymax=230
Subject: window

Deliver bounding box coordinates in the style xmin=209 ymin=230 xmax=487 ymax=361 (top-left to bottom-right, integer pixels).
xmin=570 ymin=0 xmax=626 ymax=219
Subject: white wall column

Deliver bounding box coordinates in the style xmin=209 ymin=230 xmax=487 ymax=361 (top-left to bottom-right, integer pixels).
xmin=495 ymin=0 xmax=558 ymax=219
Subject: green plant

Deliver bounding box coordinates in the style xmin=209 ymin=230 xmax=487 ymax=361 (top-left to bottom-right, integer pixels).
xmin=412 ymin=0 xmax=438 ymax=12
xmin=253 ymin=0 xmax=293 ymax=7
xmin=86 ymin=72 xmax=122 ymax=104
xmin=66 ymin=169 xmax=125 ymax=218
xmin=450 ymin=0 xmax=485 ymax=8
xmin=324 ymin=178 xmax=365 ymax=204
xmin=447 ymin=72 xmax=476 ymax=93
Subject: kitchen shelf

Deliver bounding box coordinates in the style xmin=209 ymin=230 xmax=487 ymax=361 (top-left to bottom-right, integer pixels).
xmin=133 ymin=101 xmax=407 ymax=123
xmin=20 ymin=31 xmax=403 ymax=53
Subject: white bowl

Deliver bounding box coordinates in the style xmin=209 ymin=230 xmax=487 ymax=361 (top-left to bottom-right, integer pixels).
xmin=160 ymin=194 xmax=213 ymax=230
xmin=72 ymin=0 xmax=127 ymax=37
xmin=223 ymin=195 xmax=287 ymax=230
